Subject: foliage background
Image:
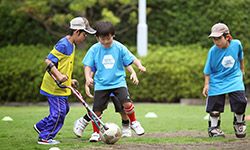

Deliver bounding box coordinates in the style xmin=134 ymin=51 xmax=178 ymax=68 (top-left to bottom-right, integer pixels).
xmin=0 ymin=0 xmax=250 ymax=103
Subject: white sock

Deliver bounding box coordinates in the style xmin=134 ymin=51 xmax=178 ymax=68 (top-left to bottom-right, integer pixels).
xmin=236 ymin=114 xmax=243 ymax=122
xmin=210 ymin=116 xmax=218 ymax=127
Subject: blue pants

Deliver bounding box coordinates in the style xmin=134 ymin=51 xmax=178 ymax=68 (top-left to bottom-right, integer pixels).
xmin=36 ymin=96 xmax=69 ymax=140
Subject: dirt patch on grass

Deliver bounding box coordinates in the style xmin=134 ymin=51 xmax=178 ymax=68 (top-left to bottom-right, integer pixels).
xmin=84 ymin=131 xmax=250 ymax=150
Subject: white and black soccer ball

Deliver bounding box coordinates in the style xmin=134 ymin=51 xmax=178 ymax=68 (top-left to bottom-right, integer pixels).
xmin=99 ymin=122 xmax=121 ymax=144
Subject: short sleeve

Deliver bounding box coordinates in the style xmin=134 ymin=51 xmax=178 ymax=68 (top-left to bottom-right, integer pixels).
xmin=238 ymin=43 xmax=243 ymax=60
xmin=121 ymin=45 xmax=136 ymax=66
xmin=82 ymin=46 xmax=95 ymax=68
xmin=203 ymin=50 xmax=212 ymax=75
xmin=46 ymin=53 xmax=59 ymax=63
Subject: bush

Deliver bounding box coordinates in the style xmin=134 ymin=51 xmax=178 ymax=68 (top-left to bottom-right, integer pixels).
xmin=126 ymin=44 xmax=208 ymax=102
xmin=1 ymin=44 xmax=248 ymax=103
xmin=0 ymin=45 xmax=88 ymax=103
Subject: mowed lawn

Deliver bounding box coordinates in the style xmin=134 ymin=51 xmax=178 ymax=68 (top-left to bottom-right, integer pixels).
xmin=0 ymin=103 xmax=250 ymax=150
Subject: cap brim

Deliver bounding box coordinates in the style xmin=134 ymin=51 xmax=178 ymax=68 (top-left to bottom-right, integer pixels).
xmin=84 ymin=27 xmax=96 ymax=34
xmin=208 ymin=32 xmax=223 ymax=38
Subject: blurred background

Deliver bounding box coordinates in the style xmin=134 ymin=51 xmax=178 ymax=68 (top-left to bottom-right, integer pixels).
xmin=1 ymin=0 xmax=250 ymax=104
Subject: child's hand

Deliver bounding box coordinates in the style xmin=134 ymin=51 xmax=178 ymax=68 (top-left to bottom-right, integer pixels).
xmin=202 ymin=85 xmax=209 ymax=97
xmin=85 ymin=83 xmax=94 ymax=98
xmin=138 ymin=65 xmax=146 ymax=72
xmin=86 ymin=77 xmax=94 ymax=87
xmin=71 ymin=79 xmax=79 ymax=87
xmin=130 ymin=72 xmax=139 ymax=85
xmin=58 ymin=74 xmax=68 ymax=83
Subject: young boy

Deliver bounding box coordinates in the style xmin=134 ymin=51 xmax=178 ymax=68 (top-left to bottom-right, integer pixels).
xmin=33 ymin=17 xmax=96 ymax=145
xmin=203 ymin=23 xmax=247 ymax=138
xmin=73 ymin=64 xmax=139 ymax=138
xmin=82 ymin=21 xmax=146 ymax=142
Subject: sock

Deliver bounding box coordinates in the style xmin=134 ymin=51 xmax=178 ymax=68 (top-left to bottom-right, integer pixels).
xmin=83 ymin=113 xmax=91 ymax=122
xmin=122 ymin=120 xmax=130 ymax=126
xmin=91 ymin=114 xmax=101 ymax=133
xmin=210 ymin=116 xmax=218 ymax=127
xmin=124 ymin=103 xmax=136 ymax=123
xmin=236 ymin=114 xmax=243 ymax=122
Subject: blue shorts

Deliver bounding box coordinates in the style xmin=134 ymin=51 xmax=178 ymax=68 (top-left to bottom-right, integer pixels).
xmin=206 ymin=90 xmax=247 ymax=114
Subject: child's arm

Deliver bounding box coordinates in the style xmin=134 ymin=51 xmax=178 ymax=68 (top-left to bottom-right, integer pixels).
xmin=85 ymin=71 xmax=94 ymax=98
xmin=132 ymin=58 xmax=146 ymax=72
xmin=45 ymin=59 xmax=68 ymax=82
xmin=240 ymin=59 xmax=245 ymax=78
xmin=202 ymin=74 xmax=210 ymax=97
xmin=125 ymin=65 xmax=139 ymax=85
xmin=84 ymin=65 xmax=94 ymax=87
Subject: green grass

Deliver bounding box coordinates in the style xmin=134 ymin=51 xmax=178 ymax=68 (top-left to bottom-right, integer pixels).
xmin=0 ymin=104 xmax=249 ymax=150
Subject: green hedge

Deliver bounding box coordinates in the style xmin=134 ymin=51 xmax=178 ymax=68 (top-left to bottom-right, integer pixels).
xmin=0 ymin=44 xmax=203 ymax=103
xmin=126 ymin=44 xmax=208 ymax=102
xmin=0 ymin=45 xmax=88 ymax=103
xmin=1 ymin=44 xmax=249 ymax=103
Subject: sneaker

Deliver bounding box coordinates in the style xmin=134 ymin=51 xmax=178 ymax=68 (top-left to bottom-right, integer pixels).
xmin=73 ymin=117 xmax=89 ymax=138
xmin=131 ymin=121 xmax=145 ymax=136
xmin=208 ymin=126 xmax=225 ymax=137
xmin=38 ymin=138 xmax=60 ymax=145
xmin=89 ymin=132 xmax=100 ymax=142
xmin=121 ymin=125 xmax=132 ymax=137
xmin=233 ymin=121 xmax=246 ymax=138
xmin=33 ymin=124 xmax=41 ymax=134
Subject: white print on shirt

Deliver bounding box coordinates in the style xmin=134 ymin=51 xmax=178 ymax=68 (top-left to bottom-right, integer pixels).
xmin=222 ymin=55 xmax=235 ymax=68
xmin=102 ymin=55 xmax=115 ymax=69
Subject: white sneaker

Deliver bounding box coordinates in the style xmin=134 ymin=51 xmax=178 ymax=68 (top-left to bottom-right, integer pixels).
xmin=131 ymin=121 xmax=145 ymax=136
xmin=121 ymin=125 xmax=132 ymax=137
xmin=89 ymin=132 xmax=100 ymax=142
xmin=73 ymin=117 xmax=89 ymax=138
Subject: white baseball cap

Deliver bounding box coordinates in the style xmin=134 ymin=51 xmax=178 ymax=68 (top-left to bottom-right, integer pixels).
xmin=208 ymin=23 xmax=230 ymax=38
xmin=70 ymin=17 xmax=96 ymax=34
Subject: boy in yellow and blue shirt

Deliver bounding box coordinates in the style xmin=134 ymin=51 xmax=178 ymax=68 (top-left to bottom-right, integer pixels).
xmin=33 ymin=17 xmax=96 ymax=145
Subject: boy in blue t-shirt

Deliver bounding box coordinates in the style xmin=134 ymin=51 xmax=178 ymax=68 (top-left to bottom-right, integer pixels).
xmin=82 ymin=21 xmax=146 ymax=142
xmin=73 ymin=64 xmax=138 ymax=138
xmin=203 ymin=23 xmax=247 ymax=138
xmin=33 ymin=17 xmax=96 ymax=145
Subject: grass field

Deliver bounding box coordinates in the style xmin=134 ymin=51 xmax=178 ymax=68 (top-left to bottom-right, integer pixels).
xmin=1 ymin=103 xmax=250 ymax=150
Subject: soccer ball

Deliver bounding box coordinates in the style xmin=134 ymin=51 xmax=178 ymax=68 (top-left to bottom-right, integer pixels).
xmin=99 ymin=122 xmax=121 ymax=144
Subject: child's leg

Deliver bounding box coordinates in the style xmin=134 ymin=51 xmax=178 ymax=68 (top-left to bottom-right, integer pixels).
xmin=39 ymin=96 xmax=69 ymax=140
xmin=35 ymin=116 xmax=49 ymax=132
xmin=110 ymin=96 xmax=130 ymax=123
xmin=91 ymin=111 xmax=102 ymax=133
xmin=91 ymin=90 xmax=111 ymax=133
xmin=229 ymin=91 xmax=247 ymax=138
xmin=89 ymin=90 xmax=111 ymax=142
xmin=113 ymin=87 xmax=144 ymax=135
xmin=111 ymin=96 xmax=131 ymax=137
xmin=123 ymin=102 xmax=136 ymax=123
xmin=206 ymin=95 xmax=225 ymax=137
xmin=229 ymin=91 xmax=247 ymax=117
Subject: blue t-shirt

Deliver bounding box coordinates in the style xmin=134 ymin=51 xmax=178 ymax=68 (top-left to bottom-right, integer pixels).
xmin=203 ymin=39 xmax=245 ymax=96
xmin=82 ymin=40 xmax=135 ymax=91
xmin=85 ymin=62 xmax=129 ymax=96
xmin=40 ymin=37 xmax=74 ymax=98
